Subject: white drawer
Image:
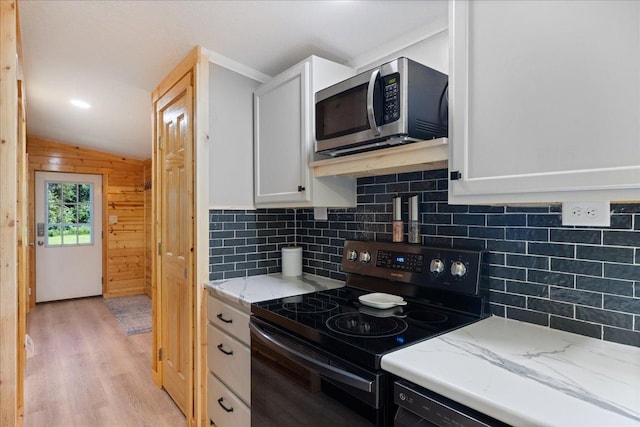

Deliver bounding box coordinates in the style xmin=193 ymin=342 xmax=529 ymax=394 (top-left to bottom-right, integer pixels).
xmin=207 ymin=323 xmax=251 ymax=404
xmin=208 ymin=371 xmax=250 ymax=427
xmin=207 ymin=294 xmax=250 ymax=345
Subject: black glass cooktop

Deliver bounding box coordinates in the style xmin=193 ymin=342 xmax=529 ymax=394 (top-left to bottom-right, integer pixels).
xmin=251 ymin=287 xmax=482 ymax=370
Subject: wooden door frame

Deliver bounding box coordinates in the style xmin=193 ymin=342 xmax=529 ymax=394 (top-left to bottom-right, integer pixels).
xmin=1 ymin=1 xmax=21 ymax=424
xmin=151 ymin=46 xmax=209 ymax=427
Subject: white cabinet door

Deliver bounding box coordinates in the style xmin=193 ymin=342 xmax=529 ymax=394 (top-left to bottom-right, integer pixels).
xmin=254 ymin=61 xmax=310 ymax=205
xmin=449 ymin=0 xmax=640 ymax=204
xmin=254 ymin=56 xmax=356 ymax=208
xmin=209 ymin=63 xmax=261 ymax=209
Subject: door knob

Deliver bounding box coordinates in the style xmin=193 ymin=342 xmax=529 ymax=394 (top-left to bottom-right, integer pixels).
xmin=37 ymin=241 xmax=44 ymax=246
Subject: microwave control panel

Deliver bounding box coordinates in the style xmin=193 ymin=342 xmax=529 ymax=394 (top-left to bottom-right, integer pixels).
xmin=383 ymin=73 xmax=400 ymax=123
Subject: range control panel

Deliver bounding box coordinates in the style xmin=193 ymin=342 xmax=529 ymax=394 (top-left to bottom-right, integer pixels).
xmin=376 ymin=251 xmax=424 ymax=273
xmin=342 ymin=240 xmax=483 ymax=296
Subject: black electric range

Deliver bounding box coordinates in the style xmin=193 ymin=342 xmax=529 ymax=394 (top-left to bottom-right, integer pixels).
xmin=249 ymin=240 xmax=489 ymax=427
xmin=251 ymin=240 xmax=490 ymax=371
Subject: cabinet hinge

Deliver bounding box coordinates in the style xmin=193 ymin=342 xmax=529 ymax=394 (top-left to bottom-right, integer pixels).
xmin=450 ymin=171 xmax=462 ymax=181
xmin=158 ymin=348 xmax=163 ymax=361
xmin=158 ymin=242 xmax=162 ymax=256
xmin=298 ymin=185 xmax=306 ymax=192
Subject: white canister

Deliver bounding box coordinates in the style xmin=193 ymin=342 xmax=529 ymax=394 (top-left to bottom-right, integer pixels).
xmin=281 ymin=246 xmax=303 ymax=276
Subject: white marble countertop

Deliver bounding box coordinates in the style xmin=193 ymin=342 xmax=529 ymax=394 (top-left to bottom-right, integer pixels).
xmin=204 ymin=273 xmax=345 ymax=309
xmin=381 ymin=316 xmax=640 ymax=427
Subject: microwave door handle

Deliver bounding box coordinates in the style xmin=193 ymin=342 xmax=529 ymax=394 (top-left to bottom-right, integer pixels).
xmin=366 ymin=69 xmax=381 ymax=136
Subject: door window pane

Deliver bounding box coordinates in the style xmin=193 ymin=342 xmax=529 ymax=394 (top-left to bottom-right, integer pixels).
xmin=46 ymin=181 xmax=94 ymax=246
xmin=63 ymin=183 xmax=77 ymax=203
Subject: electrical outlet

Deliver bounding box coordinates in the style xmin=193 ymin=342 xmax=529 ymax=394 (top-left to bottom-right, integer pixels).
xmin=313 ymin=207 xmax=328 ymax=221
xmin=562 ymin=201 xmax=611 ymax=227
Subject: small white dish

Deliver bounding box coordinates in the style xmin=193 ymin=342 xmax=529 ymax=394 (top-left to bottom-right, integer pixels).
xmin=358 ymin=293 xmax=407 ymax=309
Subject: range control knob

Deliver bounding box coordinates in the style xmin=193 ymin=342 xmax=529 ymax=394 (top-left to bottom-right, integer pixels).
xmin=451 ymin=261 xmax=467 ymax=278
xmin=430 ymin=259 xmax=445 ymax=274
xmin=346 ymin=249 xmax=358 ymax=261
xmin=359 ymin=251 xmax=371 ymax=263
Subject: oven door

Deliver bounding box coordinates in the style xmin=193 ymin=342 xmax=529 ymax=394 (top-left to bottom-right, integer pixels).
xmin=250 ymin=318 xmax=390 ymax=427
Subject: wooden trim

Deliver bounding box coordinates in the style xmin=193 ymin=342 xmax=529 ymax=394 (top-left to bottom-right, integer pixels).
xmin=310 ymin=138 xmax=449 ymax=178
xmin=193 ymin=50 xmax=210 ymax=427
xmin=102 ymin=172 xmax=109 ymax=296
xmin=0 ymin=1 xmax=19 ymax=425
xmin=16 ymin=77 xmax=28 ymax=424
xmin=143 ymin=158 xmax=152 ymax=298
xmin=151 ymin=47 xmax=200 ymax=103
xmin=151 ymin=83 xmax=161 ymax=387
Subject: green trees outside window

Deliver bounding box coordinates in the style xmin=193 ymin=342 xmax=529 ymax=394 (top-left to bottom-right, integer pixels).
xmin=47 ymin=182 xmax=93 ymax=246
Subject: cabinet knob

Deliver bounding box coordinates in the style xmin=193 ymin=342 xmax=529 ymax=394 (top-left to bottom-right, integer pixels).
xmin=298 ymin=185 xmax=306 ymax=192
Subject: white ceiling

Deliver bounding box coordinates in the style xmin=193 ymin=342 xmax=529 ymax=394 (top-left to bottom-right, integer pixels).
xmin=19 ymin=0 xmax=448 ymax=160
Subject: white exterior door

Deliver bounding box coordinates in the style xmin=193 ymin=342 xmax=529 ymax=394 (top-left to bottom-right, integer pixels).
xmin=35 ymin=172 xmax=103 ymax=302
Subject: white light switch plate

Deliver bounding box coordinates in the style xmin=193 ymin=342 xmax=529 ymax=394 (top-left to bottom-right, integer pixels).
xmin=562 ymin=201 xmax=611 ymax=227
xmin=25 ymin=334 xmax=35 ymax=358
xmin=314 ymin=207 xmax=328 ymax=221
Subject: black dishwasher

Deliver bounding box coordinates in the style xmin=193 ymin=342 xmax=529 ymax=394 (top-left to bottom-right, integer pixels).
xmin=393 ymin=380 xmax=511 ymax=427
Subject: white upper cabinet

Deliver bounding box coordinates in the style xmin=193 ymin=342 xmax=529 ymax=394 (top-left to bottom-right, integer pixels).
xmin=449 ymin=0 xmax=640 ymax=204
xmin=209 ymin=63 xmax=262 ymax=209
xmin=254 ymin=56 xmax=357 ymax=208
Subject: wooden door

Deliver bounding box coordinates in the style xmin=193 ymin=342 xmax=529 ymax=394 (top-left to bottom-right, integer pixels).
xmin=157 ymin=73 xmax=193 ymax=416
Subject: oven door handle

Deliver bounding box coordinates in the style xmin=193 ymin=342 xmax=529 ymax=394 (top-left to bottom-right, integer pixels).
xmin=249 ymin=322 xmax=374 ymax=393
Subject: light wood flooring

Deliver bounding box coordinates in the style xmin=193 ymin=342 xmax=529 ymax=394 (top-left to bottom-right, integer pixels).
xmin=23 ymin=296 xmax=186 ymax=427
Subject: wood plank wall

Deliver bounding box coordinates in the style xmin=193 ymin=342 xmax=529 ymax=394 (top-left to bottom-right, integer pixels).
xmin=27 ymin=136 xmax=147 ymax=304
xmin=143 ymin=159 xmax=152 ymax=298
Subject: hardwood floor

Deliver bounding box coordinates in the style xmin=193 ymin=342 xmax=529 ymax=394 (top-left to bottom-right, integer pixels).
xmin=23 ymin=297 xmax=186 ymax=427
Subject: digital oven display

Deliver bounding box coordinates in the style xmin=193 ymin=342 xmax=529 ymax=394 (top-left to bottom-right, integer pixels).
xmin=376 ymin=250 xmax=424 ymax=273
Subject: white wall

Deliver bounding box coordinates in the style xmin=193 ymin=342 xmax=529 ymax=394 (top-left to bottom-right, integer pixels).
xmin=356 ymin=30 xmax=449 ymax=74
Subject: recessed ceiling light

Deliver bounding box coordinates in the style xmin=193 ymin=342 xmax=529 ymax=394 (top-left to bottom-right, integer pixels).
xmin=70 ymin=99 xmax=91 ymax=109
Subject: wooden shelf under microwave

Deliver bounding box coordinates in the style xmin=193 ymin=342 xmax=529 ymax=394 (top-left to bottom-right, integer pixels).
xmin=310 ymin=138 xmax=448 ymax=178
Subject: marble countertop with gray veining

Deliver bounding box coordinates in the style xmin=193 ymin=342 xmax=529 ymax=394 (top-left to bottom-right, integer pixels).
xmin=205 ymin=273 xmax=345 ymax=309
xmin=381 ymin=316 xmax=640 ymax=427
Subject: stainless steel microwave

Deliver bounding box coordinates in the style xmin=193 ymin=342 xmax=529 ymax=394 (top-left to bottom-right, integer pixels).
xmin=315 ymin=57 xmax=448 ymax=156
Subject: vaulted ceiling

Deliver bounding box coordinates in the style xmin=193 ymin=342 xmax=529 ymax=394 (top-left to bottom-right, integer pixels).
xmin=19 ymin=0 xmax=448 ymax=159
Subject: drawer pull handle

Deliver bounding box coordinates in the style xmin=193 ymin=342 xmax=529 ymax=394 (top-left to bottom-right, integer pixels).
xmin=217 ymin=397 xmax=234 ymax=413
xmin=217 ymin=344 xmax=234 ymax=356
xmin=216 ymin=313 xmax=233 ymax=323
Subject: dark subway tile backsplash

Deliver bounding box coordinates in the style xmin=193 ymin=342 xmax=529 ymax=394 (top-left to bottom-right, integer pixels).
xmin=210 ymin=169 xmax=640 ymax=348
